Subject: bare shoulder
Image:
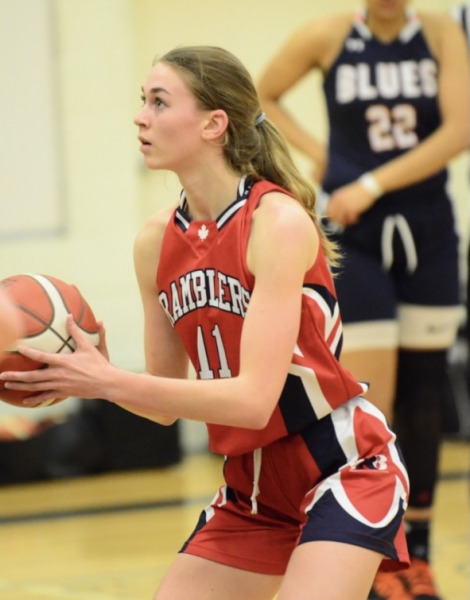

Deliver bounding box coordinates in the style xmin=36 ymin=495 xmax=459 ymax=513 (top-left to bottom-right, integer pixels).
xmin=419 ymin=10 xmax=467 ymax=58
xmin=133 ymin=204 xmax=176 ymax=273
xmin=299 ymin=12 xmax=352 ymax=39
xmin=249 ymin=191 xmax=319 ymax=273
xmin=295 ymin=13 xmax=353 ymax=69
xmin=254 ymin=191 xmax=317 ymax=242
xmin=134 ymin=205 xmax=174 ymax=253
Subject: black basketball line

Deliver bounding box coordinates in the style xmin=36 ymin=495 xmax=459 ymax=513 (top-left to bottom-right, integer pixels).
xmin=17 ymin=304 xmax=75 ymax=352
xmin=15 ymin=276 xmax=77 ymax=352
xmin=73 ymin=294 xmax=97 ymax=334
xmin=8 ymin=276 xmax=95 ymax=361
xmin=57 ymin=335 xmax=75 ymax=353
xmin=47 ymin=279 xmax=96 ymax=334
xmin=44 ymin=280 xmax=94 ymax=339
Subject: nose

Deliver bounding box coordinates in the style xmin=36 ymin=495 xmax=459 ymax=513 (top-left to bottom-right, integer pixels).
xmin=133 ymin=105 xmax=147 ymax=127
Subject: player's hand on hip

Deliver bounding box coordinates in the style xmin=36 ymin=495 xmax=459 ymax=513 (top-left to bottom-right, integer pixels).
xmin=327 ymin=182 xmax=377 ymax=226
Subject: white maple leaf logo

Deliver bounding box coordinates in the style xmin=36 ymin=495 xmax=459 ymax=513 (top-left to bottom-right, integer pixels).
xmin=198 ymin=224 xmax=209 ymax=240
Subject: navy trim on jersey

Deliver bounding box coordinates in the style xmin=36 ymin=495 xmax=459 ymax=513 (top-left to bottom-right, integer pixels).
xmin=279 ymin=374 xmax=321 ymax=433
xmin=300 ymin=414 xmax=346 ymax=476
xmin=175 ymin=205 xmax=191 ymax=232
xmin=175 ymin=176 xmax=255 ymax=233
xmin=354 ymin=7 xmax=421 ymax=44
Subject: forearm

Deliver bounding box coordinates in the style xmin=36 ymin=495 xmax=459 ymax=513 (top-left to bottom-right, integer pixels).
xmin=105 ymin=368 xmax=273 ymax=430
xmin=371 ymin=123 xmax=469 ymax=195
xmin=263 ymin=98 xmax=325 ymax=165
xmin=112 ymin=399 xmax=178 ymax=426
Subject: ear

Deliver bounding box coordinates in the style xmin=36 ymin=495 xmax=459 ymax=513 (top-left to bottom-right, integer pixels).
xmin=201 ymin=109 xmax=228 ymax=142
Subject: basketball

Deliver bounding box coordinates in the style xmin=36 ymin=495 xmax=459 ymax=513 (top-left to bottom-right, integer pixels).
xmin=0 ymin=273 xmax=100 ymax=407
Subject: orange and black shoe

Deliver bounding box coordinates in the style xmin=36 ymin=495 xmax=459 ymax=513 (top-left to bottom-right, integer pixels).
xmin=368 ymin=559 xmax=441 ymax=600
xmin=368 ymin=570 xmax=412 ymax=600
xmin=398 ymin=558 xmax=442 ymax=600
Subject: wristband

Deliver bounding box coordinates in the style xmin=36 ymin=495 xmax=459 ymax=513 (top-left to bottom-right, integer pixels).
xmin=358 ymin=172 xmax=383 ymax=199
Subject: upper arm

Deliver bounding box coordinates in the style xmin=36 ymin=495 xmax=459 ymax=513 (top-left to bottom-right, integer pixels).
xmin=257 ymin=15 xmax=350 ymax=102
xmin=423 ymin=13 xmax=470 ymax=139
xmin=133 ymin=209 xmax=189 ymax=379
xmin=240 ymin=193 xmax=319 ymax=404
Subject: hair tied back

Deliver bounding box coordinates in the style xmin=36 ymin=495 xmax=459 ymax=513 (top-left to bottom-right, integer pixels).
xmin=255 ymin=112 xmax=266 ymax=126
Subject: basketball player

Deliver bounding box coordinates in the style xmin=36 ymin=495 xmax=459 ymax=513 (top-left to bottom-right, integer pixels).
xmin=1 ymin=46 xmax=409 ymax=600
xmin=257 ymin=2 xmax=469 ymax=599
xmin=0 ymin=288 xmax=22 ymax=358
xmin=451 ymin=1 xmax=470 ymax=408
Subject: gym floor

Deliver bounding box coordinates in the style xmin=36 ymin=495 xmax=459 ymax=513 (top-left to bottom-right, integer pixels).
xmin=0 ymin=440 xmax=468 ymax=600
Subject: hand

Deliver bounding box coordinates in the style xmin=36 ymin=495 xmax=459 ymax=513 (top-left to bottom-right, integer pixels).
xmin=0 ymin=315 xmax=114 ymax=406
xmin=326 ymin=181 xmax=377 ymax=226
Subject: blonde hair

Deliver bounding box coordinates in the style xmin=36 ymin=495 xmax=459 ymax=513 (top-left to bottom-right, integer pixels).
xmin=156 ymin=46 xmax=339 ymax=264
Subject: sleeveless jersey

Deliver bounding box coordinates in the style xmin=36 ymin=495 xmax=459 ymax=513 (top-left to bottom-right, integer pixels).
xmin=322 ymin=9 xmax=447 ymax=207
xmin=156 ymin=178 xmax=367 ymax=456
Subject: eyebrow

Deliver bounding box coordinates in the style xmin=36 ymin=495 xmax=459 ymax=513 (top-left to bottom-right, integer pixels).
xmin=141 ymin=86 xmax=171 ymax=96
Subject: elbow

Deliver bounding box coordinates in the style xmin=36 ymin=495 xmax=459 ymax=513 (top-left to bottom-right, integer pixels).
xmin=449 ymin=122 xmax=470 ymax=155
xmin=240 ymin=392 xmax=277 ymax=430
xmin=244 ymin=413 xmax=271 ymax=431
xmin=459 ymin=131 xmax=470 ymax=154
xmin=155 ymin=415 xmax=178 ymax=427
xmin=257 ymin=89 xmax=279 ymax=112
xmin=455 ymin=128 xmax=470 ymax=154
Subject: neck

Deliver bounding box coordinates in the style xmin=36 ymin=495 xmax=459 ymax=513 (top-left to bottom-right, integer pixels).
xmin=366 ymin=9 xmax=408 ymax=42
xmin=180 ymin=168 xmax=242 ymax=221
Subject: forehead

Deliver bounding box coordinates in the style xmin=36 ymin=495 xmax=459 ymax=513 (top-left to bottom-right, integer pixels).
xmin=143 ymin=62 xmax=193 ymax=97
xmin=365 ymin=0 xmax=409 ymax=9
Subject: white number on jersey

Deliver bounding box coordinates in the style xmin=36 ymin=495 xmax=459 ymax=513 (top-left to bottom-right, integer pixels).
xmin=197 ymin=324 xmax=232 ymax=379
xmin=366 ymin=103 xmax=418 ymax=152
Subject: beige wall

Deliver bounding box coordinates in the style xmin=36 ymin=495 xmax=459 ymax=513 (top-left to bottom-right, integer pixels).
xmin=0 ymin=1 xmax=468 ymax=444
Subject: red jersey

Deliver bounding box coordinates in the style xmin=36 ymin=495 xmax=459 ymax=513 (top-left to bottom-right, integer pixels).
xmin=157 ymin=178 xmax=367 ymax=456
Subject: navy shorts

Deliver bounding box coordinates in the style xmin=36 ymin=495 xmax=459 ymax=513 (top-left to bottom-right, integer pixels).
xmin=326 ymin=195 xmax=463 ymax=349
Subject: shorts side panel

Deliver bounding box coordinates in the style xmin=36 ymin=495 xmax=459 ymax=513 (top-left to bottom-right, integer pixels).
xmin=180 ymin=398 xmax=409 ymax=575
xmin=300 ymin=398 xmax=409 ymax=571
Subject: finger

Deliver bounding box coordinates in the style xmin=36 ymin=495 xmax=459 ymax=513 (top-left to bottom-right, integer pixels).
xmin=22 ymin=393 xmax=67 ymax=408
xmin=12 ymin=344 xmax=61 ymax=366
xmin=65 ymin=314 xmax=89 ymax=345
xmin=0 ymin=365 xmax=55 ymax=384
xmin=96 ymin=321 xmax=110 ymax=360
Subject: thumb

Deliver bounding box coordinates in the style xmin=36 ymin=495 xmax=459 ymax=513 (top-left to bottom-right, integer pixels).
xmin=97 ymin=321 xmax=110 ymax=360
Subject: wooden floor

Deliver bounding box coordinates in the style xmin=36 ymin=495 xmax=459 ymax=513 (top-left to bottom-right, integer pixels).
xmin=0 ymin=440 xmax=468 ymax=600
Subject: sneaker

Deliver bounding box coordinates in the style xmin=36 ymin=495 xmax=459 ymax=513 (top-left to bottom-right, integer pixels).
xmin=368 ymin=571 xmax=412 ymax=600
xmin=368 ymin=559 xmax=441 ymax=600
xmin=398 ymin=558 xmax=441 ymax=600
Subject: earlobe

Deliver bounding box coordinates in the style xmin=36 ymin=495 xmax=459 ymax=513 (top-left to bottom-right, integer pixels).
xmin=202 ymin=109 xmax=228 ymax=142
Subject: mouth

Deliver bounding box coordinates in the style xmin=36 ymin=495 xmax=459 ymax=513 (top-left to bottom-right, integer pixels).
xmin=138 ymin=136 xmax=151 ymax=146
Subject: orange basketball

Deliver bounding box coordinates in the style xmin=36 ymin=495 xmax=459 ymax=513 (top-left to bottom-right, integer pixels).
xmin=0 ymin=274 xmax=99 ymax=407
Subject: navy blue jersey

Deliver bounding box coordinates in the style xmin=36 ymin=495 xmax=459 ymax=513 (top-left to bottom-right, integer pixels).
xmin=322 ymin=10 xmax=447 ymax=208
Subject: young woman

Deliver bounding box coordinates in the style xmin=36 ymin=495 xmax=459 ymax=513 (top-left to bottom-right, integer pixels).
xmin=257 ymin=2 xmax=469 ymax=599
xmin=0 ymin=45 xmax=409 ymax=600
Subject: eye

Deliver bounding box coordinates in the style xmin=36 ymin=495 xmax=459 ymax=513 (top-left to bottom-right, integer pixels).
xmin=140 ymin=94 xmax=146 ymax=105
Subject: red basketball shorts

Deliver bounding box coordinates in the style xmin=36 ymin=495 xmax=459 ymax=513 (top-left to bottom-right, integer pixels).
xmin=180 ymin=397 xmax=410 ymax=575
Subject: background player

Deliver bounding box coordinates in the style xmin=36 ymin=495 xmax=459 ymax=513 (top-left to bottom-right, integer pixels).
xmin=0 ymin=45 xmax=409 ymax=600
xmin=257 ymin=1 xmax=470 ymax=599
xmin=450 ymin=1 xmax=470 ymax=408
